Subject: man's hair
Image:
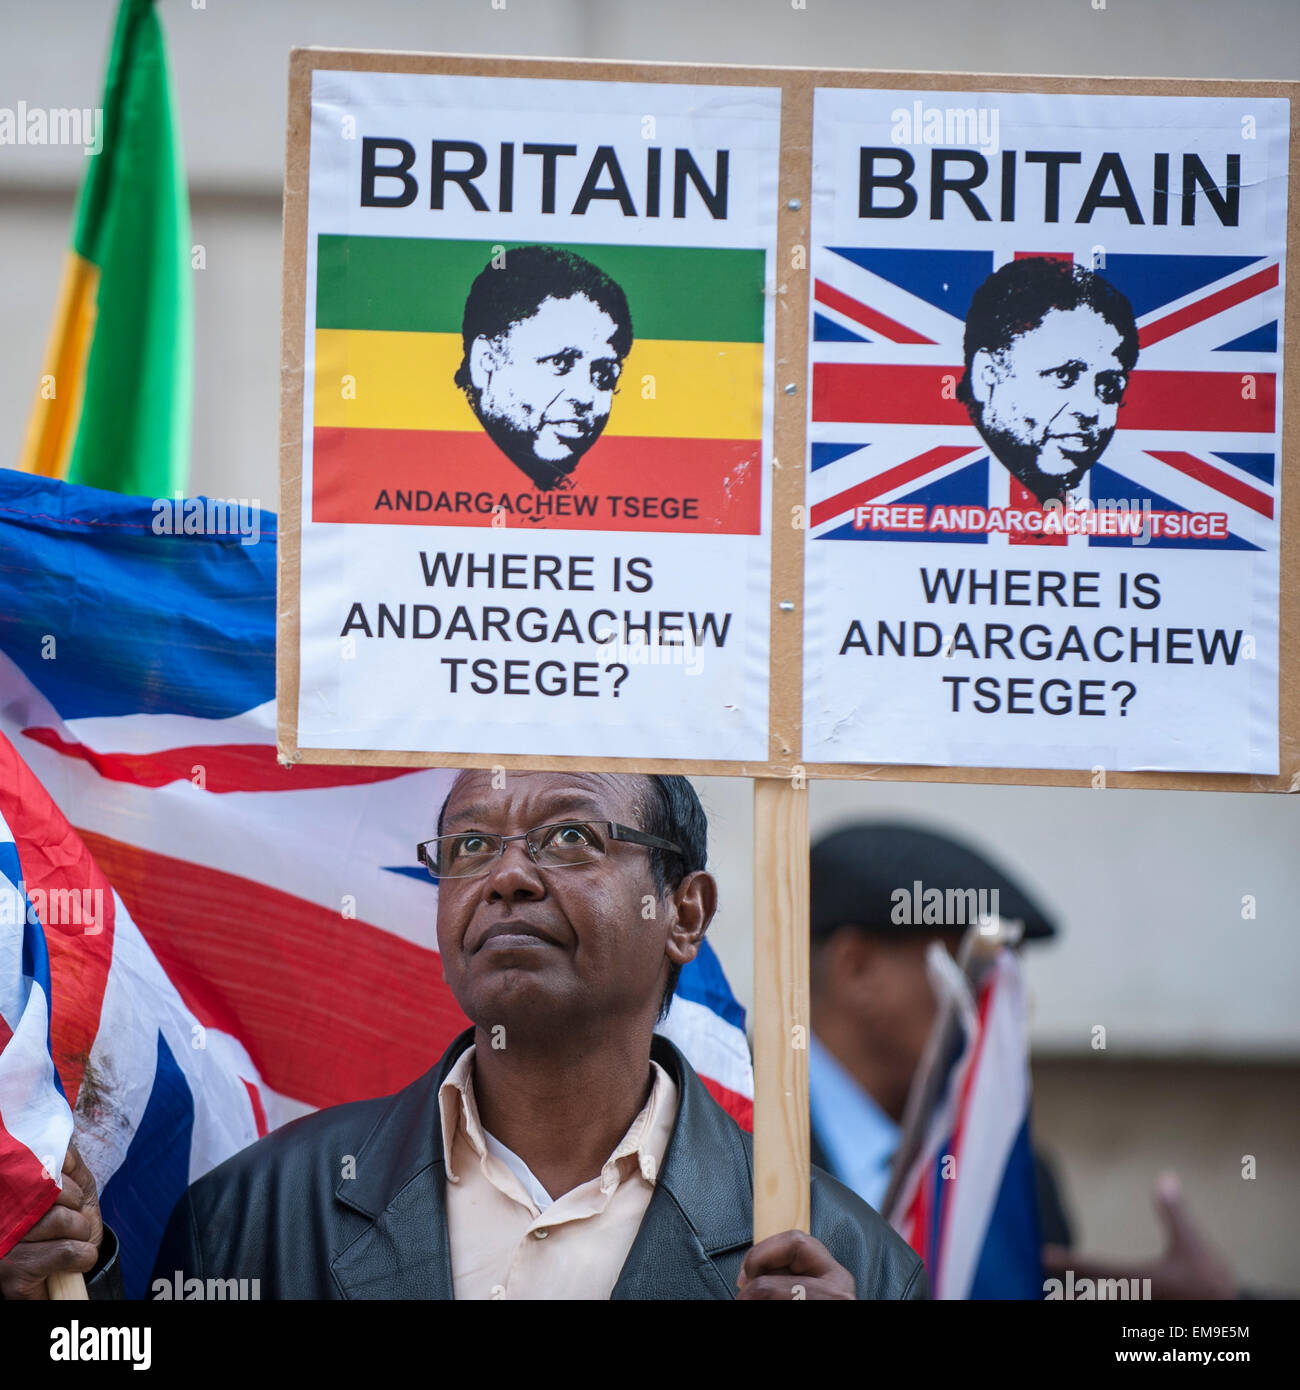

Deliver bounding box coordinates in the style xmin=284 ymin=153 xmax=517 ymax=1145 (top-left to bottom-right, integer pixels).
xmin=434 ymin=772 xmax=707 ymax=1022
xmin=454 ymin=244 xmax=634 ymax=397
xmin=637 ymin=775 xmax=708 ymax=1022
xmin=957 ymin=257 xmax=1139 ymax=406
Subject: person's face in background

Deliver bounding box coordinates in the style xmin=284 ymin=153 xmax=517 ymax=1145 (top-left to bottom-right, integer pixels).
xmin=966 ymin=305 xmax=1130 ymax=502
xmin=468 ymin=294 xmax=623 ymax=487
xmin=811 ymin=928 xmax=960 ymax=1123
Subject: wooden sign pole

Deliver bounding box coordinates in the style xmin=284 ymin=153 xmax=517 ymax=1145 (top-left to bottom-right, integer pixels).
xmin=752 ymin=66 xmax=814 ymax=1242
xmin=752 ymin=777 xmax=810 ymax=1238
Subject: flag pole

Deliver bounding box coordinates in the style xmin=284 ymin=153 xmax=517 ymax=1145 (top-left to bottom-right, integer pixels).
xmin=48 ymin=1271 xmax=88 ymax=1300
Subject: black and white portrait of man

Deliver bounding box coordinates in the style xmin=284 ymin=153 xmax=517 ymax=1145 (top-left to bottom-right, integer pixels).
xmin=957 ymin=257 xmax=1139 ymax=504
xmin=454 ymin=245 xmax=634 ymax=491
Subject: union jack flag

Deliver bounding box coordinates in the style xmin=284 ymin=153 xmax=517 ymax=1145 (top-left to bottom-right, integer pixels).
xmin=888 ymin=945 xmax=1042 ymax=1300
xmin=807 ymin=247 xmax=1282 ymax=551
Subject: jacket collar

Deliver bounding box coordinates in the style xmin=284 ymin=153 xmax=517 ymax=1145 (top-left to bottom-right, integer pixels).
xmin=330 ymin=1027 xmax=750 ymax=1300
xmin=610 ymin=1034 xmax=751 ymax=1298
xmin=329 ymin=1029 xmax=473 ymax=1299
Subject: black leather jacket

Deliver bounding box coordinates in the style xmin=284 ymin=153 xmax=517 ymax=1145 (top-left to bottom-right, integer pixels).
xmin=93 ymin=1029 xmax=927 ymax=1300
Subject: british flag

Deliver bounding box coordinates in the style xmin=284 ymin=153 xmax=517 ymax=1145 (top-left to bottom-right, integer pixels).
xmin=807 ymin=247 xmax=1282 ymax=551
xmin=888 ymin=946 xmax=1042 ymax=1300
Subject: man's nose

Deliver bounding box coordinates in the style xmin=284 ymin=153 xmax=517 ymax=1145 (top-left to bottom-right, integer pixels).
xmin=1053 ymin=391 xmax=1099 ymax=426
xmin=482 ymin=838 xmax=546 ymax=901
xmin=565 ymin=373 xmax=599 ymax=411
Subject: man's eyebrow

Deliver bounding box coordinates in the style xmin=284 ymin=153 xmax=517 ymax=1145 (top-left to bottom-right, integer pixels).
xmin=1040 ymin=358 xmax=1086 ymax=374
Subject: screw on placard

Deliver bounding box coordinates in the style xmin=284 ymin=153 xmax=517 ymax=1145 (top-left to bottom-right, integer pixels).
xmin=778 ymin=601 xmax=795 ymax=612
xmin=787 ymin=198 xmax=802 ymax=211
xmin=784 ymin=383 xmax=798 ymax=395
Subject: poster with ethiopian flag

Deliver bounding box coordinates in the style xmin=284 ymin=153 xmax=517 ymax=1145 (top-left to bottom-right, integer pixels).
xmin=312 ymin=236 xmax=764 ymax=535
xmin=284 ymin=59 xmax=778 ymax=764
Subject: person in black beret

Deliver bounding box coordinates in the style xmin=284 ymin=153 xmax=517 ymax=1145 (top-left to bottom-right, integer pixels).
xmin=809 ymin=820 xmax=1259 ymax=1300
xmin=807 ymin=821 xmax=1074 ymax=1255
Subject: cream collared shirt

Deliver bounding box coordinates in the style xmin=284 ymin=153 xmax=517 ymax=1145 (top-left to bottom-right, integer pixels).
xmin=437 ymin=1045 xmax=678 ymax=1300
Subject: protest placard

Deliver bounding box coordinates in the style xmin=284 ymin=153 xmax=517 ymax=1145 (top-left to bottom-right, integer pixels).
xmin=803 ymin=83 xmax=1295 ymax=779
xmin=279 ymin=54 xmax=781 ymax=769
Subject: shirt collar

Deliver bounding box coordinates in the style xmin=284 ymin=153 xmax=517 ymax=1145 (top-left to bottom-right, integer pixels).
xmin=807 ymin=1031 xmax=900 ymax=1212
xmin=437 ymin=1044 xmax=483 ymax=1184
xmin=605 ymin=1060 xmax=673 ymax=1189
xmin=438 ymin=1043 xmax=675 ymax=1195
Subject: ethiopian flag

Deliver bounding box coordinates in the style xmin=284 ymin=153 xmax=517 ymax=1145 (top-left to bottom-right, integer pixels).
xmin=311 ymin=236 xmax=765 ymax=534
xmin=17 ymin=0 xmax=191 ymax=496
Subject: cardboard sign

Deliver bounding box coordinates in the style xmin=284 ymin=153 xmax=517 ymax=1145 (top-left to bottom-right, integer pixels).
xmin=803 ymin=86 xmax=1292 ymax=776
xmin=281 ymin=56 xmax=779 ymax=767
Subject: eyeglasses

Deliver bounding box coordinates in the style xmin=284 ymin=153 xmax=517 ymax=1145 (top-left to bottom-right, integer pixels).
xmin=417 ymin=821 xmax=684 ymax=880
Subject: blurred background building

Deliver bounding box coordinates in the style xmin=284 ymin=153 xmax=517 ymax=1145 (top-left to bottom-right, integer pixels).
xmin=3 ymin=0 xmax=1297 ymax=1287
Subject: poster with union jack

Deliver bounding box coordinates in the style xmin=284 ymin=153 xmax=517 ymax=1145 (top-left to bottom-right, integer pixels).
xmin=803 ymin=89 xmax=1289 ymax=775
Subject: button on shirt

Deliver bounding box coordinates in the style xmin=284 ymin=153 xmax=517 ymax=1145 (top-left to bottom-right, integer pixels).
xmin=438 ymin=1045 xmax=678 ymax=1299
xmin=808 ymin=1031 xmax=899 ymax=1212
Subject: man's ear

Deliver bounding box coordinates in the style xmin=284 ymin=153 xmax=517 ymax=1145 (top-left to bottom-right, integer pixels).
xmin=969 ymin=348 xmax=1007 ymax=404
xmin=468 ymin=336 xmax=498 ymax=392
xmin=821 ymin=926 xmax=877 ymax=994
xmin=663 ymin=870 xmax=717 ymax=971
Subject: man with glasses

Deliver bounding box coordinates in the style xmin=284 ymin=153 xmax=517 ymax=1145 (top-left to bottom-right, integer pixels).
xmin=44 ymin=771 xmax=925 ymax=1300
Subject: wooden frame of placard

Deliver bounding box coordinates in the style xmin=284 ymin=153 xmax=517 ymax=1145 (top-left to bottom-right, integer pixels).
xmin=277 ymin=50 xmax=1300 ymax=1247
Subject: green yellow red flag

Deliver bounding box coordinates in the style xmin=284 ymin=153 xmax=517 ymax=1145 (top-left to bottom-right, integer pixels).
xmin=17 ymin=0 xmax=191 ymax=496
xmin=310 ymin=236 xmax=765 ymax=534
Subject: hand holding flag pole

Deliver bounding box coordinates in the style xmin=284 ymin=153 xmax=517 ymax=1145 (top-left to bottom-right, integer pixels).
xmin=0 ymin=1147 xmax=97 ymax=1300
xmin=33 ymin=1148 xmax=95 ymax=1300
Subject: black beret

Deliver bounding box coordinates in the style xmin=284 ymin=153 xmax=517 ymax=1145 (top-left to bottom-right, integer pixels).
xmin=810 ymin=821 xmax=1057 ymax=942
